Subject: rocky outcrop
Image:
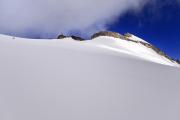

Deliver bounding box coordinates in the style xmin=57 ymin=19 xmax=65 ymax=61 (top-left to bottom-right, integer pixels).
xmin=91 ymin=31 xmax=125 ymax=39
xmin=57 ymin=34 xmax=67 ymax=39
xmin=176 ymin=59 xmax=180 ymax=64
xmin=71 ymin=36 xmax=85 ymax=41
xmin=91 ymin=31 xmax=138 ymax=42
xmin=124 ymin=33 xmax=133 ymax=38
xmin=57 ymin=34 xmax=84 ymax=41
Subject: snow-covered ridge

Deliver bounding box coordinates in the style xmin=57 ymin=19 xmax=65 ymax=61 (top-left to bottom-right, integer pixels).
xmin=0 ymin=32 xmax=179 ymax=67
xmin=0 ymin=33 xmax=180 ymax=120
xmin=90 ymin=31 xmax=179 ymax=66
xmin=58 ymin=31 xmax=179 ymax=67
xmin=91 ymin=31 xmax=177 ymax=63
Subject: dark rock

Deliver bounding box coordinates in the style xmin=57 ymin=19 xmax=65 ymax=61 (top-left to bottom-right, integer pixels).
xmin=91 ymin=31 xmax=125 ymax=39
xmin=71 ymin=36 xmax=85 ymax=41
xmin=124 ymin=33 xmax=133 ymax=38
xmin=57 ymin=34 xmax=85 ymax=41
xmin=57 ymin=34 xmax=67 ymax=39
xmin=176 ymin=59 xmax=180 ymax=64
xmin=140 ymin=42 xmax=174 ymax=62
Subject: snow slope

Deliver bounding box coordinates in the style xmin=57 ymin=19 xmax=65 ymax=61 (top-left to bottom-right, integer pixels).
xmin=90 ymin=36 xmax=178 ymax=67
xmin=0 ymin=34 xmax=180 ymax=120
xmin=128 ymin=34 xmax=149 ymax=43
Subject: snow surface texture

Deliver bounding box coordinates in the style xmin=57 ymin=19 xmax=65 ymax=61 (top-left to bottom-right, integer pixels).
xmin=0 ymin=34 xmax=180 ymax=120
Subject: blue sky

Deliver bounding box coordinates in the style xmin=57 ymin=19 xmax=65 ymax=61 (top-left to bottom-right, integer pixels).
xmin=109 ymin=0 xmax=180 ymax=59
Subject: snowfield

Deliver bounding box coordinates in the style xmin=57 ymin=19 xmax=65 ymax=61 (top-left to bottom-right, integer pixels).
xmin=0 ymin=34 xmax=180 ymax=120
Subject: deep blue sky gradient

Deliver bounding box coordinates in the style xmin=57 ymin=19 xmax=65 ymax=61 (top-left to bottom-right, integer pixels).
xmin=109 ymin=0 xmax=180 ymax=59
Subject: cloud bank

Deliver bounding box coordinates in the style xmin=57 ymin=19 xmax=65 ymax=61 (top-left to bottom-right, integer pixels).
xmin=0 ymin=0 xmax=148 ymax=38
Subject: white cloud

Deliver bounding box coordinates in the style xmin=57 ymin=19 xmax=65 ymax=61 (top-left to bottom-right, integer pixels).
xmin=0 ymin=0 xmax=148 ymax=38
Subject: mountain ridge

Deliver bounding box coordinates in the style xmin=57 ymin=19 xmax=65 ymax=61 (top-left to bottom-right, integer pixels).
xmin=0 ymin=31 xmax=179 ymax=66
xmin=57 ymin=31 xmax=179 ymax=66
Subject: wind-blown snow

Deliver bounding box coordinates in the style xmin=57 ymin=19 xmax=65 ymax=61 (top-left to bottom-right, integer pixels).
xmin=0 ymin=34 xmax=180 ymax=120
